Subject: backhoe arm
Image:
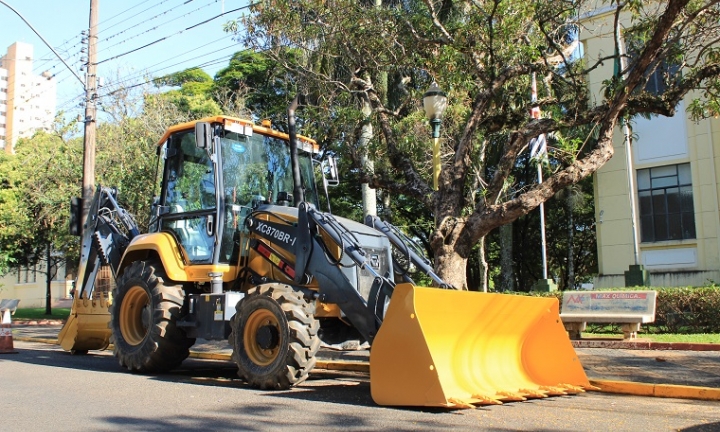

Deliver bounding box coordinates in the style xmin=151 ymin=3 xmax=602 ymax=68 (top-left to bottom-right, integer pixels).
xmin=58 ymin=186 xmax=139 ymax=352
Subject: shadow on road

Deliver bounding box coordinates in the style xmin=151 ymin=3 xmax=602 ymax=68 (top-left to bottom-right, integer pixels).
xmin=6 ymin=343 xmax=390 ymax=411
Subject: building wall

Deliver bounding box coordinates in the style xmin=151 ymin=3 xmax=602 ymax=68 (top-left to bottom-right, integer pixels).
xmin=0 ymin=265 xmax=73 ymax=308
xmin=0 ymin=68 xmax=7 ymax=148
xmin=582 ymin=6 xmax=720 ymax=287
xmin=0 ymin=42 xmax=56 ymax=154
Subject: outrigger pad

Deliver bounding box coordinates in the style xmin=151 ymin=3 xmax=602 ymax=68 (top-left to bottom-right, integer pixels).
xmin=369 ymin=284 xmax=592 ymax=408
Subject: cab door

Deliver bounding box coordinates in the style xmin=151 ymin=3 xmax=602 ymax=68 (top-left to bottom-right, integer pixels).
xmin=159 ymin=129 xmax=217 ymax=264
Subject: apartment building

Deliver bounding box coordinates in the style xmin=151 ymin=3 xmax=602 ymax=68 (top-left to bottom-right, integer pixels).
xmin=0 ymin=41 xmax=56 ymax=153
xmin=0 ymin=67 xmax=7 ymax=147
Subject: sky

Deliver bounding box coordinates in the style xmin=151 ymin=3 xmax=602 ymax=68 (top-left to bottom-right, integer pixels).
xmin=0 ymin=0 xmax=249 ymax=118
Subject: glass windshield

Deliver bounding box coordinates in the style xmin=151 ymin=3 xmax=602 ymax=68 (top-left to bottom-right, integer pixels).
xmin=220 ymin=131 xmax=318 ymax=208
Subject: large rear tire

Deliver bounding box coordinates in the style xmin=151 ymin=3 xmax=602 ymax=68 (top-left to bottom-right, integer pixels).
xmin=111 ymin=260 xmax=195 ymax=372
xmin=230 ymin=283 xmax=320 ymax=389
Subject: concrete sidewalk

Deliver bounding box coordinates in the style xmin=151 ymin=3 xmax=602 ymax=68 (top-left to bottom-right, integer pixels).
xmin=11 ymin=324 xmax=720 ymax=401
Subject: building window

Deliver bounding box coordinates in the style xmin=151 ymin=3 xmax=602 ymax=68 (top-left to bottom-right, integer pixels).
xmin=626 ymin=34 xmax=681 ymax=96
xmin=638 ymin=163 xmax=696 ymax=242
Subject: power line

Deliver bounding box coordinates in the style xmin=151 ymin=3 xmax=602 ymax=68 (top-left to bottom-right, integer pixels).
xmin=97 ymin=0 xmax=161 ymax=30
xmin=33 ymin=0 xmax=169 ymax=77
xmin=55 ymin=38 xmax=239 ymax=110
xmin=96 ymin=4 xmax=250 ymax=66
xmin=98 ymin=0 xmax=218 ymax=55
xmin=51 ymin=2 xmax=257 ymax=113
xmin=0 ymin=0 xmax=84 ymax=86
xmin=53 ymin=33 xmax=236 ymax=111
xmin=96 ymin=0 xmax=180 ymax=36
xmin=98 ymin=43 xmax=239 ymax=96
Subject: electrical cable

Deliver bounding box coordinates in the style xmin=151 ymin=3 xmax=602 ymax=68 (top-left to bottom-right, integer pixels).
xmin=96 ymin=4 xmax=251 ymax=66
xmin=98 ymin=0 xmax=215 ymax=52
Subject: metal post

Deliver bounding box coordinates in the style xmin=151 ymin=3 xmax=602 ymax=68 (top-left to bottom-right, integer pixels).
xmin=531 ymin=72 xmax=549 ymax=280
xmin=431 ymin=119 xmax=441 ymax=190
xmin=616 ymin=28 xmax=641 ymax=266
xmin=537 ymin=165 xmax=548 ymax=279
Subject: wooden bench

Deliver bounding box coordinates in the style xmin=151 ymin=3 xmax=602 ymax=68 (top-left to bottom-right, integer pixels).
xmin=560 ymin=291 xmax=657 ymax=340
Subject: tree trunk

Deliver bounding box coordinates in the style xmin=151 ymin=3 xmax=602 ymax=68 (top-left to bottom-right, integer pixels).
xmin=477 ymin=236 xmax=488 ymax=292
xmin=434 ymin=244 xmax=469 ymax=290
xmin=359 ymin=100 xmax=377 ymax=218
xmin=499 ymin=223 xmax=515 ymax=292
xmin=566 ymin=190 xmax=576 ymax=290
xmin=45 ymin=243 xmax=52 ymax=315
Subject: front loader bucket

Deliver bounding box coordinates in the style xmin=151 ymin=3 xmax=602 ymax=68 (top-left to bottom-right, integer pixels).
xmin=370 ymin=284 xmax=591 ymax=408
xmin=58 ymin=293 xmax=112 ymax=352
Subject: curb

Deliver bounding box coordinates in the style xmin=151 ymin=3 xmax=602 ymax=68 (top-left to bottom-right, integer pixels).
xmin=572 ymin=339 xmax=720 ymax=351
xmin=15 ymin=336 xmax=58 ymax=345
xmin=14 ymin=336 xmax=720 ymax=402
xmin=12 ymin=320 xmax=65 ymax=326
xmin=591 ymin=379 xmax=720 ymax=401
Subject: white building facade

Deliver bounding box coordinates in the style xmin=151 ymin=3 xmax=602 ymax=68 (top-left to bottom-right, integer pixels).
xmin=582 ymin=5 xmax=720 ymax=288
xmin=0 ymin=41 xmax=56 ymax=154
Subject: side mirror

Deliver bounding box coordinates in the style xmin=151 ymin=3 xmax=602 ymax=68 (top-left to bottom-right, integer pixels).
xmin=195 ymin=122 xmax=213 ymax=149
xmin=324 ymin=156 xmax=340 ymax=186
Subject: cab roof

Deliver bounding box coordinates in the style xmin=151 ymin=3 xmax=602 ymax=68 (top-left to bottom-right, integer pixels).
xmin=156 ymin=115 xmax=319 ymax=153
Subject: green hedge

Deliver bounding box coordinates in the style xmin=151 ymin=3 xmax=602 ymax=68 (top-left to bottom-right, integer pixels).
xmin=514 ymin=286 xmax=720 ymax=334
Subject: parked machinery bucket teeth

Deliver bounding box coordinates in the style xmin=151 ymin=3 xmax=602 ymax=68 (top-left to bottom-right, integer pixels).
xmin=369 ymin=284 xmax=592 ymax=408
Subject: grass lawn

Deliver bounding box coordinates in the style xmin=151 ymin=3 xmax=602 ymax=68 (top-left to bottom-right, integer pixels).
xmin=11 ymin=308 xmax=70 ymax=321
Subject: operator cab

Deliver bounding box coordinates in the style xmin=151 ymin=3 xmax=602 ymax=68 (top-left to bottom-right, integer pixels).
xmin=152 ymin=116 xmax=320 ymax=266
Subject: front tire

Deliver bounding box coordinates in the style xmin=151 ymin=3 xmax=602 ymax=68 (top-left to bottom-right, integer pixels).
xmin=111 ymin=260 xmax=195 ymax=372
xmin=230 ymin=283 xmax=320 ymax=389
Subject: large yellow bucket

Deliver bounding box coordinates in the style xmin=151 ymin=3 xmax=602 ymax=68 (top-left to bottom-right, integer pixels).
xmin=370 ymin=284 xmax=591 ymax=408
xmin=57 ymin=293 xmax=112 ymax=352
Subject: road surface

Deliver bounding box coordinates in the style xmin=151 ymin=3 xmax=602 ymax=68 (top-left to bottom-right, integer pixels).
xmin=2 ymin=341 xmax=719 ymax=431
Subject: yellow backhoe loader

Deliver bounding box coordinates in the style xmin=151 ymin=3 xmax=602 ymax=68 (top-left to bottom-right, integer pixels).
xmin=58 ymin=109 xmax=591 ymax=408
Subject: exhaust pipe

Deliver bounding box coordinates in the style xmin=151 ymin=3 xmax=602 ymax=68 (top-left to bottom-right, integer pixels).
xmin=288 ymin=95 xmax=305 ymax=206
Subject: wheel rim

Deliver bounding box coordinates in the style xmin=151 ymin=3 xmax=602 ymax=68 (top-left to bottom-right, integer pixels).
xmin=119 ymin=285 xmax=151 ymax=346
xmin=244 ymin=309 xmax=281 ymax=366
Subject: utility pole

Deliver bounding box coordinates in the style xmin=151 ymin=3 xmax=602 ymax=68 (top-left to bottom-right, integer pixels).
xmin=81 ymin=0 xmax=99 ymax=228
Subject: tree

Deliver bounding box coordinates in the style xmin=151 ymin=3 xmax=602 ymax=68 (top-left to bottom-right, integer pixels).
xmin=213 ymin=50 xmax=297 ymax=123
xmin=236 ymin=0 xmax=720 ymax=288
xmin=151 ymin=68 xmax=223 ymax=118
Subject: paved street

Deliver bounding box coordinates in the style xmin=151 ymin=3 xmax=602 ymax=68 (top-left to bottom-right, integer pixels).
xmin=2 ymin=340 xmax=720 ymax=431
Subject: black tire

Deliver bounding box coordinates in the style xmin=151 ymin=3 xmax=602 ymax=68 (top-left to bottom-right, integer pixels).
xmin=230 ymin=283 xmax=320 ymax=389
xmin=111 ymin=260 xmax=195 ymax=372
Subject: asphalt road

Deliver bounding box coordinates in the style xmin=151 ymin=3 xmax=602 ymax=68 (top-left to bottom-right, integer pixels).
xmin=2 ymin=340 xmax=720 ymax=431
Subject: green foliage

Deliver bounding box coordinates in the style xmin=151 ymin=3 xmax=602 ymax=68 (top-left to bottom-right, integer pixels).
xmin=651 ymin=286 xmax=720 ymax=334
xmin=153 ymin=67 xmax=213 ymax=87
xmin=147 ymin=89 xmax=222 ymax=118
xmin=0 ymin=131 xmax=82 ymax=268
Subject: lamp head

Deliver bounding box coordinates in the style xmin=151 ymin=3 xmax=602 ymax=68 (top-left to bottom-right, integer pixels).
xmin=423 ymin=82 xmax=447 ymax=121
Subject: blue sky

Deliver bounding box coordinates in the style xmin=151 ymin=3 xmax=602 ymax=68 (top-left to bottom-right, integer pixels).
xmin=1 ymin=0 xmax=248 ymax=118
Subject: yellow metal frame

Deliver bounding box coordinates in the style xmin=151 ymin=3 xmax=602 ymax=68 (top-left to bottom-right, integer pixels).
xmin=119 ymin=232 xmax=234 ymax=283
xmin=155 ymin=115 xmax=319 ymax=153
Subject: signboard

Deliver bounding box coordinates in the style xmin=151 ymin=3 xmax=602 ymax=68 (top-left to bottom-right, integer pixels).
xmin=562 ymin=291 xmax=656 ymax=314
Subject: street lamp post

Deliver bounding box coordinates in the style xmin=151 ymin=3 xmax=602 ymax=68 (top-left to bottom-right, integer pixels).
xmin=423 ymin=82 xmax=447 ymax=190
